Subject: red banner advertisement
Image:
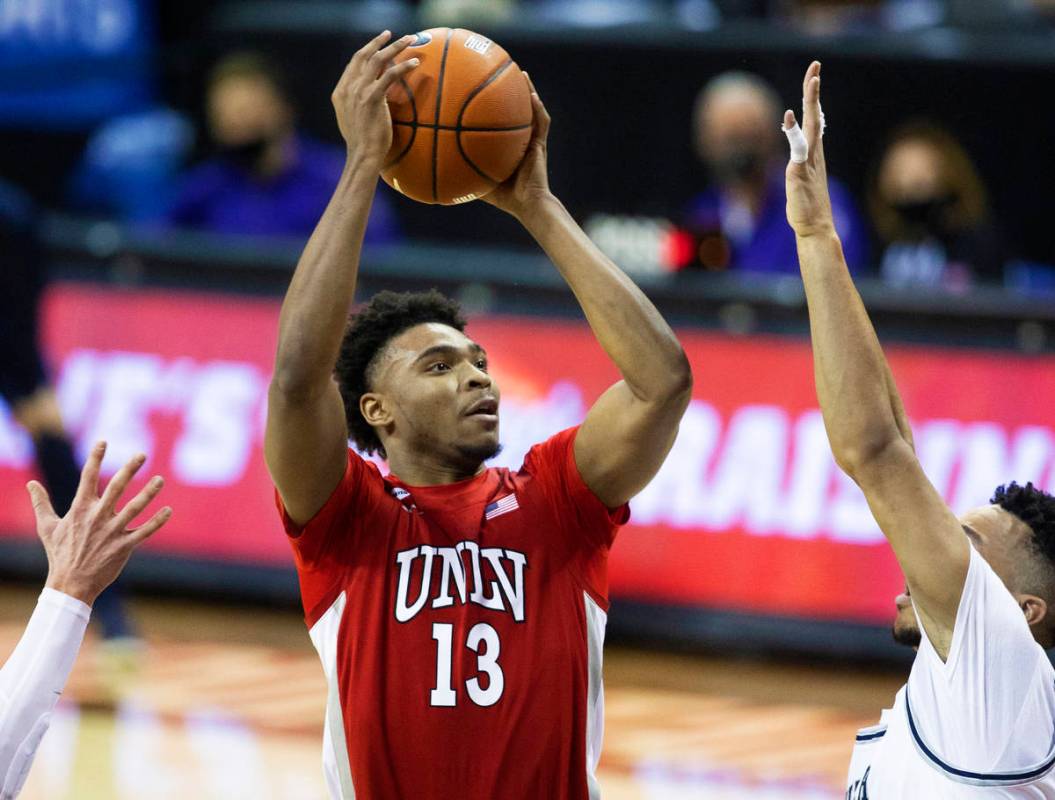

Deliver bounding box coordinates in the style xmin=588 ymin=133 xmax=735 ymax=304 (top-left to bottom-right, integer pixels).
xmin=1 ymin=283 xmax=1053 ymax=624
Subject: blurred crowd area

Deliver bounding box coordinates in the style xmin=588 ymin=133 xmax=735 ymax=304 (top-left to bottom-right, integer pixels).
xmin=2 ymin=0 xmax=1055 ymax=296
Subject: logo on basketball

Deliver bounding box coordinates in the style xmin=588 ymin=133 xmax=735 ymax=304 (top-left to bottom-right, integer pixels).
xmin=463 ymin=34 xmax=493 ymax=54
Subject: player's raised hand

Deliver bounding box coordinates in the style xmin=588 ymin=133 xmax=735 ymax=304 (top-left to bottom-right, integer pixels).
xmin=784 ymin=61 xmax=836 ymax=239
xmin=333 ymin=31 xmax=420 ymax=169
xmin=34 ymin=441 xmax=172 ymax=606
xmin=482 ymin=73 xmax=554 ymax=219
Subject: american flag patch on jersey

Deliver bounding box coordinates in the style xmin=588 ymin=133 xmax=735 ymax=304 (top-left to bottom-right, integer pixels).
xmin=485 ymin=494 xmax=519 ymax=521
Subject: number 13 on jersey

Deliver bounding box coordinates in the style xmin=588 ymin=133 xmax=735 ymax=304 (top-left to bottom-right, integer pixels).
xmin=430 ymin=622 xmax=505 ymax=707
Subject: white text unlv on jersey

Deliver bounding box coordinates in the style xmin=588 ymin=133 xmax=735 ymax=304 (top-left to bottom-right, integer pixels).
xmin=394 ymin=543 xmax=529 ymax=623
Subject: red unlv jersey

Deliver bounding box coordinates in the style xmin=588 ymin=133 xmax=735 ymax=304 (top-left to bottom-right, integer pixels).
xmin=275 ymin=426 xmax=628 ymax=800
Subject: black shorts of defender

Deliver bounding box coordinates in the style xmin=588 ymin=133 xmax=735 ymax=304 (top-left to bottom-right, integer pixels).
xmin=0 ymin=309 xmax=47 ymax=407
xmin=0 ymin=208 xmax=49 ymax=407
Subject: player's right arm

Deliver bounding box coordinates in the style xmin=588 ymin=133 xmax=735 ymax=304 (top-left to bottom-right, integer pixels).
xmin=266 ymin=32 xmax=418 ymax=526
xmin=784 ymin=62 xmax=969 ymax=658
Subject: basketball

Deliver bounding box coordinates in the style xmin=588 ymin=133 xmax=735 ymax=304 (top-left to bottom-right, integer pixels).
xmin=382 ymin=28 xmax=533 ymax=205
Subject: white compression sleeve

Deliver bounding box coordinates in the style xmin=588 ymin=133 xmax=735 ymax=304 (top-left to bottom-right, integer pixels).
xmin=0 ymin=589 xmax=90 ymax=800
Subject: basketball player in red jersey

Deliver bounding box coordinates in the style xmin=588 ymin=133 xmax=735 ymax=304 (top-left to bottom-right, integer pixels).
xmin=265 ymin=31 xmax=691 ymax=800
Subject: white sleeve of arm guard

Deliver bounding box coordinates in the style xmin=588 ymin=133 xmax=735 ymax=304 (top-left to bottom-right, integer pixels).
xmin=0 ymin=589 xmax=90 ymax=800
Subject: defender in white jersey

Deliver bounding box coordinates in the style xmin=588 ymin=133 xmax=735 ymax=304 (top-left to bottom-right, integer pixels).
xmin=0 ymin=443 xmax=171 ymax=799
xmin=783 ymin=62 xmax=1055 ymax=798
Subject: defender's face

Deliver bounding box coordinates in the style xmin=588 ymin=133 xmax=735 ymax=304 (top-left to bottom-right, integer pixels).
xmin=370 ymin=323 xmax=501 ymax=466
xmin=891 ymin=505 xmax=1024 ymax=648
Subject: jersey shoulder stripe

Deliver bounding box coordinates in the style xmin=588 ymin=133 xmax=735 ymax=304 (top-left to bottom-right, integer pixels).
xmin=855 ymin=725 xmax=887 ymax=743
xmin=906 ymin=688 xmax=1055 ymax=786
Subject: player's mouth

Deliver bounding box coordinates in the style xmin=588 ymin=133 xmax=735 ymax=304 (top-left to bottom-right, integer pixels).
xmin=464 ymin=396 xmax=499 ymax=423
xmin=895 ymin=587 xmax=911 ymax=610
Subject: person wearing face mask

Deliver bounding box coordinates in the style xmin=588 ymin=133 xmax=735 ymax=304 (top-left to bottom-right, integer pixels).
xmin=168 ymin=52 xmax=400 ymax=242
xmin=683 ymin=71 xmax=866 ymax=274
xmin=869 ymin=121 xmax=1003 ymax=289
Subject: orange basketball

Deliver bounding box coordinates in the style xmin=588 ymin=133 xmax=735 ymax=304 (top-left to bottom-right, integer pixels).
xmin=383 ymin=28 xmax=533 ymax=205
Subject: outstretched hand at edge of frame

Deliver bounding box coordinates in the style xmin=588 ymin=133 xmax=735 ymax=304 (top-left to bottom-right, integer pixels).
xmin=34 ymin=441 xmax=172 ymax=606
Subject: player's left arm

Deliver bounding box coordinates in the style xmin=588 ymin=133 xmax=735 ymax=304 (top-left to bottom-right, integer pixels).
xmin=483 ymin=76 xmax=692 ymax=508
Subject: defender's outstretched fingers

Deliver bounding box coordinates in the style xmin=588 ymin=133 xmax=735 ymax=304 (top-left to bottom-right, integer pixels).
xmin=26 ymin=481 xmax=57 ymax=526
xmin=128 ymin=506 xmax=173 ymax=545
xmin=783 ymin=109 xmax=808 ymax=164
xmin=802 ymin=62 xmax=824 ymax=152
xmin=371 ymin=57 xmax=420 ymax=98
xmin=114 ymin=476 xmax=165 ymax=530
xmin=74 ymin=440 xmax=106 ymax=505
xmin=98 ymin=453 xmax=147 ymax=516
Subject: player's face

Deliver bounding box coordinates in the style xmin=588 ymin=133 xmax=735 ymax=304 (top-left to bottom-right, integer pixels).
xmin=372 ymin=323 xmax=501 ymax=467
xmin=891 ymin=505 xmax=1023 ymax=649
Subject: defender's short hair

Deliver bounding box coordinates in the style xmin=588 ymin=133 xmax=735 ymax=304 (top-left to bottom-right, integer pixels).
xmin=992 ymin=482 xmax=1055 ymax=598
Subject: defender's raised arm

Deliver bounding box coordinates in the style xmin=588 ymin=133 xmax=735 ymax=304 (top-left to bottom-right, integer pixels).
xmin=784 ymin=62 xmax=969 ymax=656
xmin=265 ymin=33 xmax=418 ymax=525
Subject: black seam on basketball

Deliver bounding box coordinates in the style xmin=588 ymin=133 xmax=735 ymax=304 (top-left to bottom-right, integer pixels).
xmin=384 ymin=77 xmax=419 ymax=170
xmin=393 ymin=121 xmax=532 ymax=132
xmin=431 ymin=29 xmax=453 ymax=203
xmin=456 ymin=58 xmax=515 ymax=131
xmin=454 ymin=58 xmax=517 ymax=189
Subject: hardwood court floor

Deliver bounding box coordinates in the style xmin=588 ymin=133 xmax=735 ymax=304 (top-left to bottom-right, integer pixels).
xmin=0 ymin=587 xmax=904 ymax=799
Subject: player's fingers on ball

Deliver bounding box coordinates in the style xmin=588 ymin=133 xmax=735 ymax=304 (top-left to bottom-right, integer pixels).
xmin=128 ymin=507 xmax=173 ymax=545
xmin=374 ymin=57 xmax=419 ymax=96
xmin=114 ymin=475 xmax=164 ymax=530
xmin=99 ymin=453 xmax=146 ymax=514
xmin=354 ymin=30 xmax=391 ymax=64
xmin=530 ymin=94 xmax=550 ymax=138
xmin=76 ymin=440 xmax=106 ymax=503
xmin=375 ymin=34 xmax=415 ymax=66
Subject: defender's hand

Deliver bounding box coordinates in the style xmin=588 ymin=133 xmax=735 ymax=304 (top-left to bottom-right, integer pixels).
xmin=333 ymin=31 xmax=420 ymax=170
xmin=36 ymin=442 xmax=172 ymax=606
xmin=482 ymin=74 xmax=554 ymax=219
xmin=784 ymin=61 xmax=836 ymax=239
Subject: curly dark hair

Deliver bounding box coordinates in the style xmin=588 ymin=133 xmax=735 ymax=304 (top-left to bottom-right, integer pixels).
xmin=991 ymin=481 xmax=1055 ymax=597
xmin=334 ymin=289 xmax=467 ymax=457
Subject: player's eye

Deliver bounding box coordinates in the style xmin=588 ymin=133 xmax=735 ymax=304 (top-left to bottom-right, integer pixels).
xmin=475 ymin=359 xmax=488 ymax=371
xmin=428 ymin=362 xmax=451 ymax=373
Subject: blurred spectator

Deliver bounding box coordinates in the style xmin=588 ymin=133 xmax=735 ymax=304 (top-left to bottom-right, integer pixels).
xmin=68 ymin=108 xmax=195 ymax=224
xmin=868 ymin=121 xmax=1003 ymax=289
xmin=168 ymin=52 xmax=399 ymax=242
xmin=787 ymin=0 xmax=944 ymax=33
xmin=684 ymin=71 xmax=867 ymax=274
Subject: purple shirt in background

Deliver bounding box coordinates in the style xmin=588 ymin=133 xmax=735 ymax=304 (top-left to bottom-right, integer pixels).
xmin=685 ymin=169 xmax=867 ymax=275
xmin=169 ymin=134 xmax=400 ymax=244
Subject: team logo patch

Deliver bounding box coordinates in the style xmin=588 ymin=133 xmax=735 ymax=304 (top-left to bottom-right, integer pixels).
xmin=390 ymin=486 xmax=419 ymax=513
xmin=485 ymin=494 xmax=519 ymax=520
xmin=464 ymin=34 xmax=492 ymax=54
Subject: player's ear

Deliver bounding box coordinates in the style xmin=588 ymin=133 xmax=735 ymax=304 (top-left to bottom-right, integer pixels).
xmin=360 ymin=392 xmax=393 ymax=429
xmin=1019 ymin=594 xmax=1048 ymax=629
